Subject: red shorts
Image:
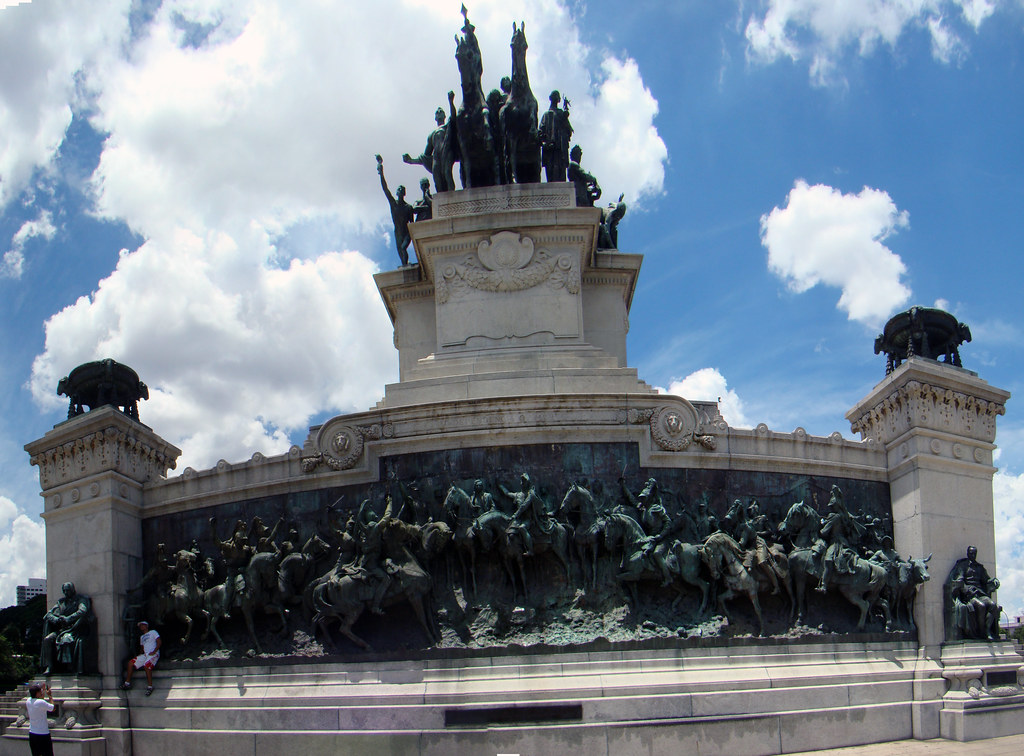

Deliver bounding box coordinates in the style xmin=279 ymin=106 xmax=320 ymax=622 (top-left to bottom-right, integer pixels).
xmin=131 ymin=652 xmax=159 ymax=670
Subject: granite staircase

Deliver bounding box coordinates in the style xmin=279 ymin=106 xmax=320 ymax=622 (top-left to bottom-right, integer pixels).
xmin=92 ymin=639 xmax=938 ymax=756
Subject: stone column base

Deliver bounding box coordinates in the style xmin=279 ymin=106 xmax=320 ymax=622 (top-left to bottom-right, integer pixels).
xmin=939 ymin=641 xmax=1024 ymax=740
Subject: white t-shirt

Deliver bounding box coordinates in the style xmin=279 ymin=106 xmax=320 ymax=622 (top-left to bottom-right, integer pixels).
xmin=139 ymin=629 xmax=160 ymax=655
xmin=26 ymin=696 xmax=55 ymax=735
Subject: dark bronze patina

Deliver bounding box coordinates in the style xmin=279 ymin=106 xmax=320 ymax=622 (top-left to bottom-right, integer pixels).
xmin=874 ymin=306 xmax=971 ymax=375
xmin=57 ymin=358 xmax=148 ymax=421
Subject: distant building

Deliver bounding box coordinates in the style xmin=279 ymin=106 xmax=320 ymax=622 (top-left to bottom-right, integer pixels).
xmin=16 ymin=578 xmax=46 ymax=605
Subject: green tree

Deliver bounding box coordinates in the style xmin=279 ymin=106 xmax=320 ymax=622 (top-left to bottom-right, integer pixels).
xmin=0 ymin=633 xmax=33 ymax=690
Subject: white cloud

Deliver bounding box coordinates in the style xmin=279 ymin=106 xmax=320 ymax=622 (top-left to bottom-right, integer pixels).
xmin=760 ymin=180 xmax=912 ymax=326
xmin=20 ymin=0 xmax=667 ymax=471
xmin=1 ymin=209 xmax=56 ymax=279
xmin=0 ymin=509 xmax=46 ymax=609
xmin=86 ymin=0 xmax=666 ymax=240
xmin=1 ymin=248 xmax=23 ymax=278
xmin=744 ymin=0 xmax=1000 ymax=85
xmin=0 ymin=495 xmax=17 ymax=529
xmin=31 ymin=236 xmax=395 ymax=470
xmin=663 ymin=367 xmax=750 ymax=428
xmin=0 ymin=0 xmax=128 ymax=207
xmin=994 ymin=469 xmax=1024 ymax=620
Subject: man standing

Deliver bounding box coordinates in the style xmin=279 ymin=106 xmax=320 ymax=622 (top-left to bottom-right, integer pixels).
xmin=25 ymin=682 xmax=55 ymax=756
xmin=122 ymin=621 xmax=161 ymax=696
xmin=540 ymin=90 xmax=572 ymax=182
xmin=403 ymin=106 xmax=456 ymax=193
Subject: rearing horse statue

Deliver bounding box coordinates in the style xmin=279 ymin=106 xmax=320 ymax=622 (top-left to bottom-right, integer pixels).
xmin=500 ymin=21 xmax=541 ymax=184
xmin=452 ymin=8 xmax=499 ymax=188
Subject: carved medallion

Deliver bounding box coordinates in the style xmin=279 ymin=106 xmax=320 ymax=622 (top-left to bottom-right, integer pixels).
xmin=435 ymin=231 xmax=579 ymax=304
xmin=302 ymin=423 xmax=365 ymax=473
xmin=650 ymin=406 xmax=696 ymax=451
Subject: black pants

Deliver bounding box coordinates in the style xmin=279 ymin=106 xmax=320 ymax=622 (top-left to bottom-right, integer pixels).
xmin=29 ymin=732 xmax=54 ymax=756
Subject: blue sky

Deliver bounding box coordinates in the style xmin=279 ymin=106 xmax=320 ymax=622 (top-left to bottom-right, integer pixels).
xmin=1 ymin=0 xmax=1022 ymax=616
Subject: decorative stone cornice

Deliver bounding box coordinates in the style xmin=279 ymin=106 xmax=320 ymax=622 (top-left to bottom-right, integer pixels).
xmin=433 ymin=185 xmax=575 ymax=218
xmin=849 ymin=379 xmax=1006 ymax=447
xmin=25 ymin=406 xmax=180 ymax=491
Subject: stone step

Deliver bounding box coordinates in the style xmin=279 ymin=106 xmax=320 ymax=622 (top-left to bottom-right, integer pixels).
xmin=122 ymin=676 xmax=917 ymax=732
xmin=111 ymin=640 xmax=932 ymax=731
xmin=105 ymin=700 xmax=917 ymax=756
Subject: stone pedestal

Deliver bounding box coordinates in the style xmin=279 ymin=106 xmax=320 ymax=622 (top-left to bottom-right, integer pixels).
xmin=24 ymin=407 xmax=180 ymax=679
xmin=847 ymin=357 xmax=1011 ymax=739
xmin=375 ymin=183 xmax=653 ymax=408
xmin=1 ymin=676 xmax=105 ymax=756
xmin=939 ymin=641 xmax=1024 ymax=740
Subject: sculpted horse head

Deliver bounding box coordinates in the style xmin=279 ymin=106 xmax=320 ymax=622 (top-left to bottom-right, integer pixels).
xmin=454 ymin=11 xmax=485 ymax=104
xmin=442 ymin=484 xmax=473 ymax=524
xmin=779 ymin=499 xmax=820 ymax=548
xmin=510 ymin=21 xmax=528 ymax=74
xmin=302 ymin=533 xmax=330 ymax=559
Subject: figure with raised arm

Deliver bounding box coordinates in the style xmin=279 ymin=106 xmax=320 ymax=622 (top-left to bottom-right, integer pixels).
xmin=376 ymin=155 xmax=415 ymax=267
xmin=413 ymin=177 xmax=433 ymax=222
xmin=403 ymin=106 xmax=456 ymax=193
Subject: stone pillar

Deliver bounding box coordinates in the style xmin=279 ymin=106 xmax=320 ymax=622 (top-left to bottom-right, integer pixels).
xmin=847 ymin=358 xmax=1007 ymax=737
xmin=847 ymin=358 xmax=1009 ymax=650
xmin=25 ymin=406 xmax=180 ymax=680
xmin=847 ymin=358 xmax=1010 ymax=738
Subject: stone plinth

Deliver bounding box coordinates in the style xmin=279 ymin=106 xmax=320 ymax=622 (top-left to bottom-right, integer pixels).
xmin=25 ymin=639 xmax=927 ymax=756
xmin=375 ymin=184 xmax=647 ymax=407
xmin=0 ymin=676 xmax=105 ymax=756
xmin=847 ymin=358 xmax=1009 ymax=652
xmin=938 ymin=642 xmax=1024 ymax=740
xmin=24 ymin=406 xmax=180 ymax=679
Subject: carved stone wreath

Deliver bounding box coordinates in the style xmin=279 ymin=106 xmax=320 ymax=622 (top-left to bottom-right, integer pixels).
xmin=301 ymin=425 xmax=363 ymax=473
xmin=435 ymin=231 xmax=579 ymax=303
xmin=649 ymin=405 xmax=716 ymax=452
xmin=301 ymin=422 xmax=398 ymax=473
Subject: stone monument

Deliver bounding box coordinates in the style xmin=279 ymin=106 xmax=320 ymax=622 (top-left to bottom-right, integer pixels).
xmin=6 ymin=14 xmax=1020 ymax=756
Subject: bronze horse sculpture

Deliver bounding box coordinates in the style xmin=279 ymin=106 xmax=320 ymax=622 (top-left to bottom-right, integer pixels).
xmin=558 ymin=483 xmax=605 ymax=589
xmin=788 ymin=547 xmax=890 ymax=630
xmin=451 ymin=9 xmax=499 ymax=188
xmin=701 ymin=532 xmax=764 ymax=635
xmin=601 ymin=511 xmax=709 ymax=613
xmin=500 ymin=22 xmax=541 ymax=184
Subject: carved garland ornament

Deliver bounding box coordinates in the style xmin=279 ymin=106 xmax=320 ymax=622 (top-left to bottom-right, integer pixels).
xmin=849 ymin=380 xmax=1006 ymax=446
xmin=435 ymin=231 xmax=579 ymax=304
xmin=627 ymin=406 xmax=716 ymax=452
xmin=29 ymin=426 xmax=178 ymax=490
xmin=301 ymin=423 xmax=395 ymax=473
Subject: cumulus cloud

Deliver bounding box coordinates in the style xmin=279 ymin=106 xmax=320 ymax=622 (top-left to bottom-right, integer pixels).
xmin=0 ymin=0 xmax=127 ymax=207
xmin=0 ymin=501 xmax=46 ymax=608
xmin=1 ymin=209 xmax=56 ymax=279
xmin=31 ymin=238 xmax=395 ymax=470
xmin=83 ymin=0 xmax=665 ymax=238
xmin=994 ymin=469 xmax=1024 ymax=619
xmin=19 ymin=0 xmax=667 ymax=470
xmin=744 ymin=0 xmax=1000 ymax=85
xmin=760 ymin=180 xmax=912 ymax=326
xmin=0 ymin=495 xmax=16 ymax=529
xmin=663 ymin=367 xmax=750 ymax=428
